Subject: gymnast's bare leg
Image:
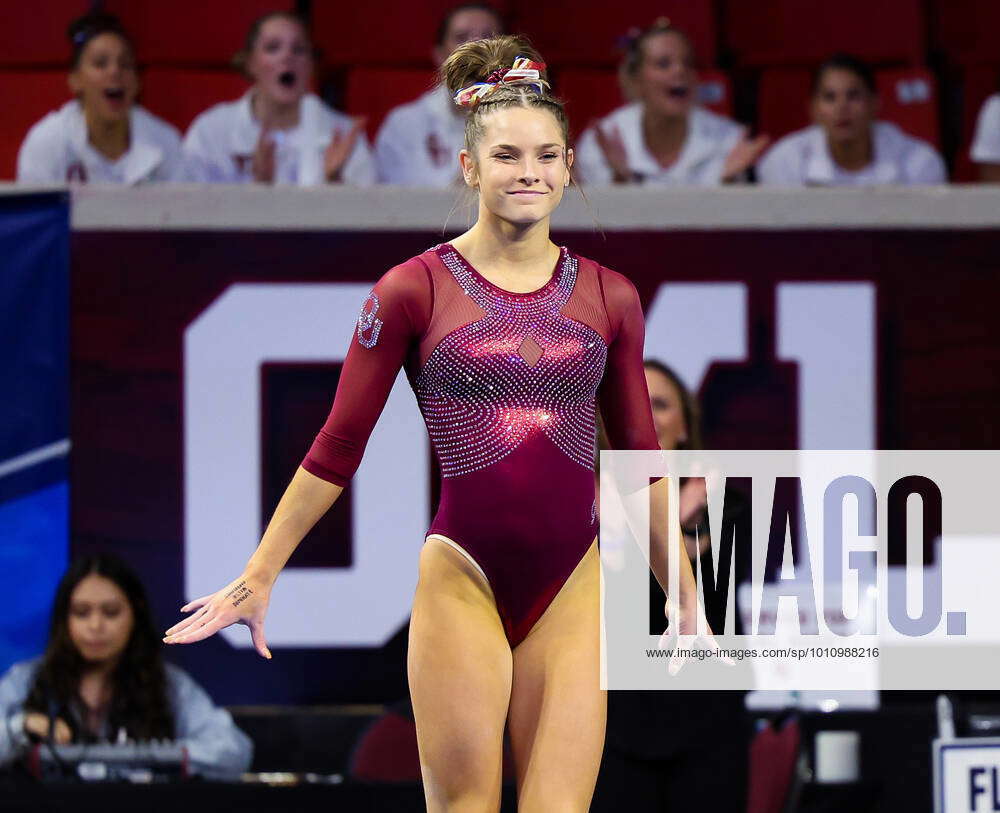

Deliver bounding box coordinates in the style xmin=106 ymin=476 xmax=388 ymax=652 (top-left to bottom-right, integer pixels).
xmin=409 ymin=536 xmax=512 ymax=812
xmin=506 ymin=539 xmax=605 ymax=812
xmin=409 ymin=535 xmax=604 ymax=812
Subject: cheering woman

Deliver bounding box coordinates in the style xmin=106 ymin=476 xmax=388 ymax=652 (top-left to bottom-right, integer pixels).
xmin=164 ymin=35 xmax=719 ymax=810
xmin=17 ymin=12 xmax=186 ymax=184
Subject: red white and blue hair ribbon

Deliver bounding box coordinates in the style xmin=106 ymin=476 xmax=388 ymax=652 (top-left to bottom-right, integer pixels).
xmin=453 ymin=56 xmax=549 ymax=108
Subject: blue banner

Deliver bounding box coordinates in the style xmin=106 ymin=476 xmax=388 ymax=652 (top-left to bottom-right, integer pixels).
xmin=0 ymin=191 xmax=70 ymax=672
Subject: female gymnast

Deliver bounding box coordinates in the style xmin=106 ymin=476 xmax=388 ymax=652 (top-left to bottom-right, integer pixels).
xmin=164 ymin=34 xmax=720 ymax=811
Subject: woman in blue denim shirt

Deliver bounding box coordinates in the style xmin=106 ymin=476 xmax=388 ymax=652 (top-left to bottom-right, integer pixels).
xmin=0 ymin=554 xmax=252 ymax=779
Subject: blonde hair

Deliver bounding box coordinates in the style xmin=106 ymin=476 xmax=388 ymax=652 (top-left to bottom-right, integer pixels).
xmin=618 ymin=18 xmax=694 ymax=101
xmin=440 ymin=34 xmax=569 ymax=155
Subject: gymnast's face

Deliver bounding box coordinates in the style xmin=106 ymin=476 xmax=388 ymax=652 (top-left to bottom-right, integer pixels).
xmin=67 ymin=574 xmax=134 ymax=666
xmin=462 ymin=106 xmax=573 ymax=227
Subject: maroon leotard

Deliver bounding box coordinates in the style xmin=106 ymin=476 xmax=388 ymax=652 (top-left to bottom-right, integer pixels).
xmin=302 ymin=243 xmax=659 ymax=646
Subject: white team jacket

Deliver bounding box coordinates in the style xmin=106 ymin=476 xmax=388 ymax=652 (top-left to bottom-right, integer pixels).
xmin=375 ymin=85 xmax=465 ymax=186
xmin=971 ymin=93 xmax=1000 ymax=166
xmin=17 ymin=99 xmax=187 ymax=184
xmin=183 ymin=91 xmax=376 ymax=186
xmin=575 ymin=102 xmax=746 ymax=186
xmin=757 ymin=120 xmax=946 ymax=186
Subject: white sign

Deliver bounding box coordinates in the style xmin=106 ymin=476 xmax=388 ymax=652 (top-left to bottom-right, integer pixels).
xmin=934 ymin=738 xmax=1000 ymax=812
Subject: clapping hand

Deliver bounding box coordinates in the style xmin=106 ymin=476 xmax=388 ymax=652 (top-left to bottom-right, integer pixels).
xmin=252 ymin=125 xmax=276 ymax=183
xmin=722 ymin=132 xmax=771 ymax=182
xmin=592 ymin=122 xmax=632 ymax=183
xmin=324 ymin=117 xmax=366 ymax=182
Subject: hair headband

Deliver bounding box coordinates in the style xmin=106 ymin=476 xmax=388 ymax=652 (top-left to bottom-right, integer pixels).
xmin=453 ymin=56 xmax=549 ymax=108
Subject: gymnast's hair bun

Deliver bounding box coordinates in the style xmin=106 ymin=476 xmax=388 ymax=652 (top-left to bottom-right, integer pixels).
xmin=440 ymin=34 xmax=548 ymax=99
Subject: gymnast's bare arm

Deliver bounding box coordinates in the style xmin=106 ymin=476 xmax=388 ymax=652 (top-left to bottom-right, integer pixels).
xmin=162 ymin=466 xmax=342 ymax=658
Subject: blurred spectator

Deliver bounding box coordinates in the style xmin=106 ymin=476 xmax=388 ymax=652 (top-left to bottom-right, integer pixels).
xmin=183 ymin=11 xmax=375 ymax=185
xmin=16 ymin=13 xmax=186 ymax=184
xmin=575 ymin=18 xmax=768 ymax=186
xmin=374 ymin=3 xmax=503 ymax=185
xmin=758 ymin=53 xmax=946 ymax=186
xmin=0 ymin=554 xmax=252 ymax=779
xmin=592 ymin=360 xmax=751 ymax=813
xmin=970 ymin=84 xmax=1000 ymax=183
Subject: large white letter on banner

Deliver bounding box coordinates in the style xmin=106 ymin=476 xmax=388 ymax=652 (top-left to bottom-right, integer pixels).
xmin=644 ymin=282 xmax=749 ymax=389
xmin=184 ymin=284 xmax=427 ymax=648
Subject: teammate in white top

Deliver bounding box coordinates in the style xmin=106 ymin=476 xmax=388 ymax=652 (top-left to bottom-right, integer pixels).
xmin=575 ymin=19 xmax=769 ymax=186
xmin=969 ymin=91 xmax=1000 ymax=183
xmin=375 ymin=3 xmax=503 ymax=186
xmin=183 ymin=11 xmax=375 ymax=186
xmin=17 ymin=13 xmax=186 ymax=184
xmin=758 ymin=53 xmax=946 ymax=186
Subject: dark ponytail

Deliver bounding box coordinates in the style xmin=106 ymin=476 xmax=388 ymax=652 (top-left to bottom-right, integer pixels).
xmin=67 ymin=12 xmax=133 ymax=69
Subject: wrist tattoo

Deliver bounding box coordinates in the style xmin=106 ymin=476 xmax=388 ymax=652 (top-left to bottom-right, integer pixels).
xmin=226 ymin=580 xmax=254 ymax=609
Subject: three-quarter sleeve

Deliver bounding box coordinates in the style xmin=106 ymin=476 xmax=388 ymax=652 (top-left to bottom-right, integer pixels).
xmin=166 ymin=664 xmax=253 ymax=779
xmin=596 ymin=268 xmax=660 ymax=452
xmin=301 ymin=259 xmax=432 ymax=486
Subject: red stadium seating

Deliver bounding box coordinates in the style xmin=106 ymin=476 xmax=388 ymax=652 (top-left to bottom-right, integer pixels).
xmin=757 ymin=67 xmax=939 ymax=144
xmin=348 ymin=710 xmax=421 ymax=782
xmin=0 ymin=0 xmax=91 ymax=67
xmin=929 ymin=0 xmax=1000 ymax=67
xmin=0 ymin=71 xmax=72 ymax=179
xmin=313 ymin=0 xmax=513 ymax=68
xmin=511 ymin=0 xmax=717 ymax=68
xmin=558 ymin=68 xmax=734 ymax=141
xmin=141 ymin=69 xmax=251 ymax=132
xmin=349 ymin=707 xmax=516 ymax=783
xmin=104 ymin=0 xmax=291 ymax=66
xmin=726 ymin=0 xmax=925 ymax=67
xmin=344 ymin=69 xmax=438 ymax=141
xmin=747 ymin=716 xmax=801 ymax=813
xmin=954 ymin=66 xmax=1000 ymax=181
xmin=876 ymin=68 xmax=939 ymax=147
xmin=696 ymin=70 xmax=735 ymax=118
xmin=756 ymin=69 xmax=812 ymax=140
xmin=556 ymin=69 xmax=624 ymax=140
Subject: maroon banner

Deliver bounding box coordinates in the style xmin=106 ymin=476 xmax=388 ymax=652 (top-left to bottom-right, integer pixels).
xmin=70 ymin=228 xmax=1000 ymax=704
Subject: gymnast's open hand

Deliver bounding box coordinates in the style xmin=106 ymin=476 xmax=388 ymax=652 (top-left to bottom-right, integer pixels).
xmin=661 ymin=594 xmax=736 ymax=677
xmin=163 ymin=573 xmax=273 ymax=659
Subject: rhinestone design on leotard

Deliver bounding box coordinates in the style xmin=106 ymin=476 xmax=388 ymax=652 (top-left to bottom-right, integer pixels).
xmin=415 ymin=244 xmax=608 ymax=478
xmin=356 ymin=292 xmax=383 ymax=349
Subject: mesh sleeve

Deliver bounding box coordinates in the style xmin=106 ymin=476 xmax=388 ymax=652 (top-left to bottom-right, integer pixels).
xmin=597 ymin=268 xmax=660 ymax=452
xmin=301 ymin=259 xmax=431 ymax=485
